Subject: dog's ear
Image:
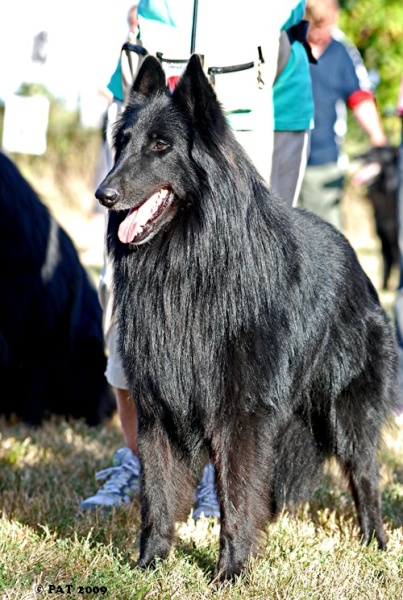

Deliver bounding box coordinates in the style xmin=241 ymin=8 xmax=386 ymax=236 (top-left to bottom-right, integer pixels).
xmin=172 ymin=54 xmax=224 ymax=129
xmin=131 ymin=55 xmax=167 ymax=97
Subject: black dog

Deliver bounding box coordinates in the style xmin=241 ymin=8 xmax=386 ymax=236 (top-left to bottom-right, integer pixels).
xmin=96 ymin=55 xmax=398 ymax=580
xmin=0 ymin=152 xmax=115 ymax=425
xmin=353 ymin=145 xmax=399 ymax=290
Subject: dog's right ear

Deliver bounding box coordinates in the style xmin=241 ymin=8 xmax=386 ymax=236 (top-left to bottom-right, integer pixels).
xmin=131 ymin=55 xmax=167 ymax=98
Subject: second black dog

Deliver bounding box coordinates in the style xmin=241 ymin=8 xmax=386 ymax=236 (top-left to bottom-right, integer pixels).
xmin=0 ymin=152 xmax=115 ymax=425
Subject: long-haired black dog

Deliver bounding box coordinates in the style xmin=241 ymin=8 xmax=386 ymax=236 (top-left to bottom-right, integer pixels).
xmin=96 ymin=55 xmax=398 ymax=580
xmin=0 ymin=152 xmax=115 ymax=425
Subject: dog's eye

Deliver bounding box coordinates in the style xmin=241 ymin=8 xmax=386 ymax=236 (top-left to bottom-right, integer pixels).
xmin=153 ymin=140 xmax=169 ymax=151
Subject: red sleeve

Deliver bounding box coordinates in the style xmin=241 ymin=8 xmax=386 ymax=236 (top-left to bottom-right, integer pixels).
xmin=347 ymin=89 xmax=374 ymax=109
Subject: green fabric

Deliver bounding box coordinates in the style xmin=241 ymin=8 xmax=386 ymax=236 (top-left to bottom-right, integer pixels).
xmin=273 ymin=0 xmax=313 ymax=132
xmin=107 ymin=59 xmax=124 ymax=103
xmin=273 ymin=41 xmax=314 ymax=131
xmin=281 ymin=2 xmax=306 ymax=31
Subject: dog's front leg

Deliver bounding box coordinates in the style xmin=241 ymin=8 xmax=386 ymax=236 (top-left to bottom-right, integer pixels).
xmin=212 ymin=418 xmax=274 ymax=580
xmin=137 ymin=420 xmax=194 ymax=568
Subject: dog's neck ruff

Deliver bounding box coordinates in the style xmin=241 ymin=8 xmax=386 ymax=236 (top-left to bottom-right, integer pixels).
xmin=118 ymin=187 xmax=173 ymax=244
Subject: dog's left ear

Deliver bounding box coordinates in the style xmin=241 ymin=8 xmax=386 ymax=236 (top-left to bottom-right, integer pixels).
xmin=131 ymin=55 xmax=167 ymax=98
xmin=172 ymin=54 xmax=224 ymax=129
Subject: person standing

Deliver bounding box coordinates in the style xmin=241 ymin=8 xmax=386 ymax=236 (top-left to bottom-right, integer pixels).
xmin=297 ymin=0 xmax=386 ymax=230
xmin=270 ymin=1 xmax=314 ymax=206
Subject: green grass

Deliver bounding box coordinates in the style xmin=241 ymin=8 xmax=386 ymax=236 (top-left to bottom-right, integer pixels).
xmin=0 ymin=418 xmax=402 ymax=598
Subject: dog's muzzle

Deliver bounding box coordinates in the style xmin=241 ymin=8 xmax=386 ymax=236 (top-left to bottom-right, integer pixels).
xmin=95 ymin=185 xmax=120 ymax=208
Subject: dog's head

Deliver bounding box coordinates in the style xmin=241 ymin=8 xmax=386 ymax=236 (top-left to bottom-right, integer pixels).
xmin=352 ymin=145 xmax=398 ymax=192
xmin=95 ymin=54 xmax=227 ymax=246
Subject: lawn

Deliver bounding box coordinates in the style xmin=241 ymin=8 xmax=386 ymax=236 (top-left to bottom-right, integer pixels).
xmin=0 ymin=415 xmax=402 ymax=599
xmin=0 ymin=182 xmax=402 ymax=599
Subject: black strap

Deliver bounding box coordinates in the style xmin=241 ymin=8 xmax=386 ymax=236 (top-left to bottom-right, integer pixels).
xmin=287 ymin=20 xmax=317 ymax=64
xmin=156 ymin=52 xmax=189 ymax=64
xmin=121 ymin=43 xmax=148 ymax=81
xmin=122 ymin=42 xmax=147 ymax=57
xmin=207 ymin=62 xmax=255 ymax=86
xmin=207 ymin=62 xmax=254 ymax=76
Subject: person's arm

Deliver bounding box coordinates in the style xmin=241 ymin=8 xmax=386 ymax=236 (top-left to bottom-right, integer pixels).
xmin=352 ymin=97 xmax=387 ymax=146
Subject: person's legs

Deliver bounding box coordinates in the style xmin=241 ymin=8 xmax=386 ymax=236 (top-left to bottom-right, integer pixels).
xmin=270 ymin=130 xmax=310 ymax=206
xmin=192 ymin=461 xmax=220 ymax=520
xmin=80 ymin=385 xmax=141 ymax=510
xmin=81 ymin=254 xmax=141 ymax=510
xmin=115 ymin=387 xmax=138 ymax=453
xmin=297 ymin=162 xmax=344 ymax=231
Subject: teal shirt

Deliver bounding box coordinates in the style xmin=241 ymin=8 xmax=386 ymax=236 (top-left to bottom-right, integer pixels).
xmin=282 ymin=3 xmax=305 ymax=30
xmin=273 ymin=1 xmax=314 ymax=131
xmin=107 ymin=59 xmax=124 ymax=103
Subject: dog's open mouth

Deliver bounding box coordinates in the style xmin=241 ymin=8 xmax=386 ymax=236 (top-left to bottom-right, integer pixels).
xmin=118 ymin=187 xmax=174 ymax=244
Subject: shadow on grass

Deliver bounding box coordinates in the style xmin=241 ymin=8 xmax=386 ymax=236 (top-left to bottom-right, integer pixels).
xmin=175 ymin=539 xmax=217 ymax=578
xmin=0 ymin=417 xmax=402 ymax=571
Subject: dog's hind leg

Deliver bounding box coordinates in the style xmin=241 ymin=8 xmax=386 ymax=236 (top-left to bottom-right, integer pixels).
xmin=341 ymin=450 xmax=385 ymax=549
xmin=333 ymin=392 xmax=386 ymax=549
xmin=211 ymin=415 xmax=274 ymax=580
xmin=137 ymin=422 xmax=197 ymax=568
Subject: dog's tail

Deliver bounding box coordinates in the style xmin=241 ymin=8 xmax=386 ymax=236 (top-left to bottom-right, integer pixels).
xmin=270 ymin=414 xmax=326 ymax=518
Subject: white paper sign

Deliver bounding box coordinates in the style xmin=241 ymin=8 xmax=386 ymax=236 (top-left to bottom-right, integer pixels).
xmin=2 ymin=95 xmax=50 ymax=155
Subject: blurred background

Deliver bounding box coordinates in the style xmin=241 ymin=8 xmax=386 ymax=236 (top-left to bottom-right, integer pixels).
xmin=0 ymin=0 xmax=403 ymax=284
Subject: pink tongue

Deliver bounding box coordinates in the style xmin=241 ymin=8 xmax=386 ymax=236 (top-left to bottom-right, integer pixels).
xmin=118 ymin=190 xmax=167 ymax=243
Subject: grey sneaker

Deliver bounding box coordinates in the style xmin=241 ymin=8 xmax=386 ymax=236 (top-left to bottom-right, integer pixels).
xmin=80 ymin=447 xmax=141 ymax=510
xmin=192 ymin=462 xmax=221 ymax=520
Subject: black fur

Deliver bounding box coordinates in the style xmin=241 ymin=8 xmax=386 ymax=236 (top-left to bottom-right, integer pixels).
xmin=0 ymin=152 xmax=115 ymax=425
xmin=96 ymin=55 xmax=398 ymax=580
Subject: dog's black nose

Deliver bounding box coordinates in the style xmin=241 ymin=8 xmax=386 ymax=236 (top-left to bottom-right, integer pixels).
xmin=95 ymin=185 xmax=120 ymax=208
